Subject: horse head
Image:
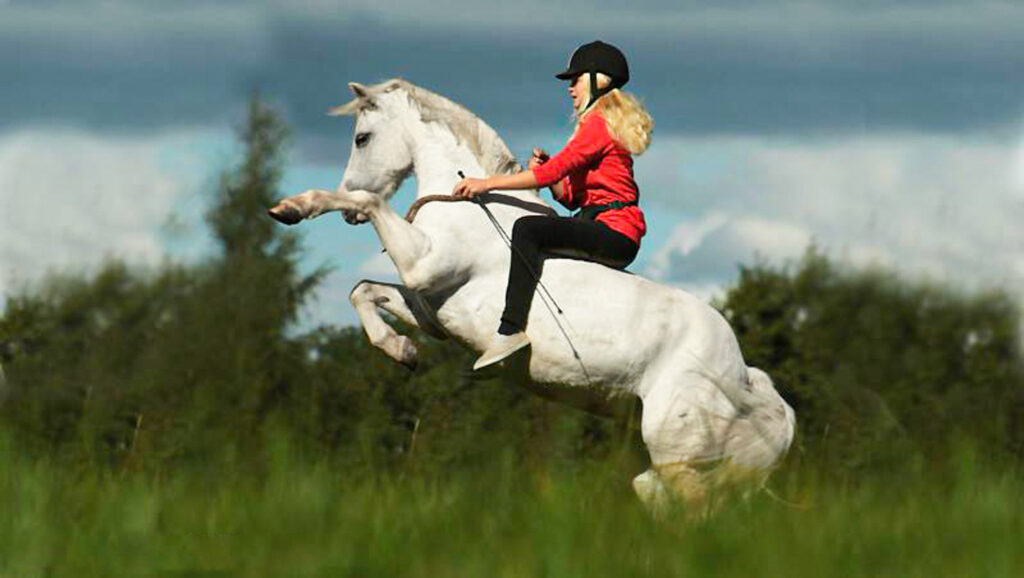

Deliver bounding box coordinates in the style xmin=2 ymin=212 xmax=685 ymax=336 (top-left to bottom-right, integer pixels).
xmin=328 ymin=78 xmax=521 ymax=225
xmin=328 ymin=80 xmax=417 ymax=224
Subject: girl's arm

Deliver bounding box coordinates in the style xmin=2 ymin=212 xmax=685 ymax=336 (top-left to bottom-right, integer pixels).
xmin=452 ymin=170 xmax=538 ymax=198
xmin=485 ymin=171 xmax=540 ymax=191
xmin=451 ymin=171 xmax=572 ymax=208
xmin=529 ymin=147 xmax=565 ymax=200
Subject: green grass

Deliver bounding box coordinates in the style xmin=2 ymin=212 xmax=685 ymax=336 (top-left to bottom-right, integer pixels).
xmin=2 ymin=437 xmax=1021 ymax=578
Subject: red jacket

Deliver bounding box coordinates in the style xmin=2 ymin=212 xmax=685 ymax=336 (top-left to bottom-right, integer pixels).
xmin=531 ymin=111 xmax=646 ymax=245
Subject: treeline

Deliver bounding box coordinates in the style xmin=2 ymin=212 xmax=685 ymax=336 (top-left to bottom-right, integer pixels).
xmin=1 ymin=98 xmax=1021 ymax=477
xmin=724 ymin=254 xmax=1024 ymax=473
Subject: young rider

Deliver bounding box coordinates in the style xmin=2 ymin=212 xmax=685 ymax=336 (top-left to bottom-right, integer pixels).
xmin=452 ymin=40 xmax=654 ymax=370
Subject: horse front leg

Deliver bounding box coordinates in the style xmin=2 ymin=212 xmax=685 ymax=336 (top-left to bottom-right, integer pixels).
xmin=350 ymin=281 xmax=420 ymax=369
xmin=349 ymin=280 xmax=449 ymax=371
xmin=268 ymin=188 xmax=361 ymax=224
xmin=269 ymin=189 xmax=440 ymax=291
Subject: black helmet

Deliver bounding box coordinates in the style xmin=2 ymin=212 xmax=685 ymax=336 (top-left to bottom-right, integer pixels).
xmin=555 ymin=40 xmax=630 ymax=110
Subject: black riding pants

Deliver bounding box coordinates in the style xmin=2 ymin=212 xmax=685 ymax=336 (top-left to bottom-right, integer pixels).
xmin=499 ymin=215 xmax=639 ymax=333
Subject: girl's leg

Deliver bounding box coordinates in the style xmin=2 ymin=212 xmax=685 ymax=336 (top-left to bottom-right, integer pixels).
xmin=499 ymin=215 xmax=638 ymax=334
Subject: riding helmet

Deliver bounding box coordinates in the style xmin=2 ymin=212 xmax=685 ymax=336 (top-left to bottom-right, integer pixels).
xmin=555 ymin=40 xmax=630 ymax=109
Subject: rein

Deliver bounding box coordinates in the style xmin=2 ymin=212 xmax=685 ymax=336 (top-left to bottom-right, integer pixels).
xmin=404 ymin=194 xmax=464 ymax=223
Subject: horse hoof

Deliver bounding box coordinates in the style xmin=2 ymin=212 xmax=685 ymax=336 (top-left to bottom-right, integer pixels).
xmin=268 ymin=204 xmax=303 ymax=225
xmin=397 ymin=336 xmax=418 ymax=371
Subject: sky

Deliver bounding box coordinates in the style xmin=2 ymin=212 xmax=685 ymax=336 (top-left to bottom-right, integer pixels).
xmin=2 ymin=0 xmax=1024 ymax=328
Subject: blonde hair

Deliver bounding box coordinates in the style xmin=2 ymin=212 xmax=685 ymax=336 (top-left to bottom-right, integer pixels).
xmin=573 ymin=72 xmax=653 ymax=155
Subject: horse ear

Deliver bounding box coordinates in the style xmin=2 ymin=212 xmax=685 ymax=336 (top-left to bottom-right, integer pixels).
xmin=329 ymin=82 xmax=373 ymax=116
xmin=349 ymin=82 xmax=369 ymax=98
xmin=327 ymin=99 xmax=360 ymax=116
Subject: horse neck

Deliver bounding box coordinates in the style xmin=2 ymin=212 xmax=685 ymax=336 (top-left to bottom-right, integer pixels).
xmin=409 ymin=135 xmax=482 ymax=200
xmin=403 ymin=113 xmax=536 ymax=202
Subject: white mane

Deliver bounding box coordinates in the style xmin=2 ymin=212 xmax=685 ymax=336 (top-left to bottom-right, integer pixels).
xmin=329 ymin=78 xmax=521 ymax=177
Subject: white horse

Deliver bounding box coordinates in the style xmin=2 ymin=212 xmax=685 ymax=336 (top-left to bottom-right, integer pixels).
xmin=269 ymin=79 xmax=795 ymax=513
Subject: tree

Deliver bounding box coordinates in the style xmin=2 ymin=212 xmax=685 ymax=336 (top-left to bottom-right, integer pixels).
xmin=143 ymin=92 xmax=328 ymax=462
xmin=0 ymin=94 xmax=329 ymax=467
xmin=719 ymin=247 xmax=1024 ymax=472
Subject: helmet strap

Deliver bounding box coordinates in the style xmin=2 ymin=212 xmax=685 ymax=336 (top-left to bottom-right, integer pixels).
xmin=584 ymin=68 xmax=617 ymax=112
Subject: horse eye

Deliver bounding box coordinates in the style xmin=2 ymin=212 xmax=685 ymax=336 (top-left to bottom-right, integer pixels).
xmin=355 ymin=132 xmax=371 ymax=148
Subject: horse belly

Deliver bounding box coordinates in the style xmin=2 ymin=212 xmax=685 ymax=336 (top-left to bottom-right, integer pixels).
xmin=425 ymin=257 xmax=746 ymax=400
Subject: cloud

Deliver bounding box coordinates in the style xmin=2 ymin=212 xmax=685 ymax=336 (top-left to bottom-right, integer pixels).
xmin=0 ymin=128 xmax=209 ymax=297
xmin=2 ymin=0 xmax=1023 ymax=145
xmin=647 ymin=215 xmax=814 ymax=286
xmin=640 ymin=132 xmax=1024 ymax=294
xmin=5 ymin=0 xmax=1024 ymax=328
xmin=646 ymin=211 xmax=729 ymax=279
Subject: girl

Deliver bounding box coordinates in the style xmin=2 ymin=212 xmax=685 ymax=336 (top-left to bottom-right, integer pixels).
xmin=453 ymin=40 xmax=654 ymax=370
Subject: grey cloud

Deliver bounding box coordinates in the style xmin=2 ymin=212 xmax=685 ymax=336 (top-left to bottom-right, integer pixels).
xmin=659 ymin=226 xmax=757 ymax=284
xmin=1 ymin=3 xmax=267 ymax=135
xmin=2 ymin=1 xmax=1024 ymax=155
xmin=237 ymin=2 xmax=1024 ymax=147
xmin=652 ymin=217 xmax=814 ymax=286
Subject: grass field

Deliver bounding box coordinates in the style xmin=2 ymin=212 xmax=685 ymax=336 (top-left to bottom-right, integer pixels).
xmin=2 ymin=435 xmax=1021 ymax=578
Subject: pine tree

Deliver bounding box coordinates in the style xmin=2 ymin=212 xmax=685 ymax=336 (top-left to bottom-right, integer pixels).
xmin=167 ymin=93 xmax=329 ymax=457
xmin=204 ymin=92 xmax=327 ymax=336
xmin=0 ymin=93 xmax=333 ymax=465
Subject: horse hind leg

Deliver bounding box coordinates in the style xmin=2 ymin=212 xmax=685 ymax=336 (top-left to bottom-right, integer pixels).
xmin=632 ymin=466 xmax=709 ymax=519
xmin=717 ymin=367 xmax=796 ymax=479
xmin=634 ymin=368 xmax=796 ymax=517
xmin=632 ymin=469 xmax=669 ymax=514
xmin=635 ymin=371 xmax=734 ymax=517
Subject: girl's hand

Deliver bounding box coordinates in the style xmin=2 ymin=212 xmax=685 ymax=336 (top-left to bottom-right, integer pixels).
xmin=527 ymin=148 xmax=549 ymax=170
xmin=452 ymin=177 xmax=491 ymax=198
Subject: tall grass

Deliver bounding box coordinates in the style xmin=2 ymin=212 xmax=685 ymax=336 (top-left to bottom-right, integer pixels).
xmin=1 ymin=432 xmax=1021 ymax=578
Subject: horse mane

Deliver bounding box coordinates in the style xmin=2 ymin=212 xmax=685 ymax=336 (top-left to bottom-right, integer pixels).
xmin=330 ymin=78 xmax=521 ymax=177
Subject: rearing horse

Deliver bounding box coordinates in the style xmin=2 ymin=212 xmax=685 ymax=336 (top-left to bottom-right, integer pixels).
xmin=269 ymin=78 xmax=795 ymax=513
